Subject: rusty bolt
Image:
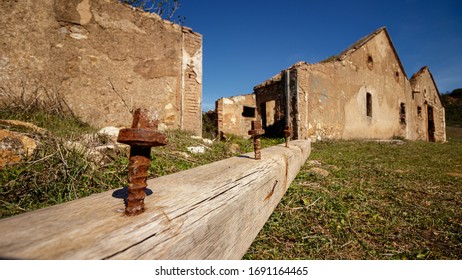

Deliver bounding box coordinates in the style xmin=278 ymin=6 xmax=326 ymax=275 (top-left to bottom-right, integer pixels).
xmin=284 ymin=125 xmax=292 ymax=147
xmin=248 ymin=119 xmax=265 ymax=160
xmin=117 ymin=108 xmax=167 ymax=216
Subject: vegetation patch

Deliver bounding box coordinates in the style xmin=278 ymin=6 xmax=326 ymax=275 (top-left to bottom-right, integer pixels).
xmin=245 ymin=138 xmax=462 ymax=259
xmin=442 ymin=88 xmax=462 ymax=126
xmin=0 ymin=108 xmax=284 ymax=218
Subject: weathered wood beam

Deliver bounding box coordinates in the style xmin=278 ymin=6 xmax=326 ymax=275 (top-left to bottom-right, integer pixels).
xmin=0 ymin=140 xmax=311 ymax=259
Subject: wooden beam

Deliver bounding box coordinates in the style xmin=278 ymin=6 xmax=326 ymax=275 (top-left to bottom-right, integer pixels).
xmin=0 ymin=140 xmax=311 ymax=259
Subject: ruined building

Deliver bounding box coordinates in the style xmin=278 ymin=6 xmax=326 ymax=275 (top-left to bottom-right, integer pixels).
xmin=0 ymin=0 xmax=203 ymax=135
xmin=217 ymin=27 xmax=446 ymax=142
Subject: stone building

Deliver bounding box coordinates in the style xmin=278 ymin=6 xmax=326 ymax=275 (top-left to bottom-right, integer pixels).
xmin=0 ymin=0 xmax=202 ymax=135
xmin=217 ymin=27 xmax=446 ymax=142
xmin=216 ymin=94 xmax=256 ymax=139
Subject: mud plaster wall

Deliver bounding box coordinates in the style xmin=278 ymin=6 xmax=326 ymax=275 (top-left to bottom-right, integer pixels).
xmin=216 ymin=94 xmax=256 ymax=139
xmin=0 ymin=0 xmax=202 ymax=135
xmin=297 ymin=31 xmax=412 ymax=141
xmin=410 ymin=68 xmax=446 ymax=142
xmin=251 ymin=29 xmax=445 ymax=142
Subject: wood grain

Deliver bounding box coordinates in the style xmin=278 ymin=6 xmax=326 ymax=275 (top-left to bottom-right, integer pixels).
xmin=0 ymin=140 xmax=311 ymax=259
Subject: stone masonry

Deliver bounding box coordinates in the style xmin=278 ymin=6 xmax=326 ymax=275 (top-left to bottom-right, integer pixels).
xmin=216 ymin=94 xmax=256 ymax=139
xmin=0 ymin=0 xmax=203 ymax=135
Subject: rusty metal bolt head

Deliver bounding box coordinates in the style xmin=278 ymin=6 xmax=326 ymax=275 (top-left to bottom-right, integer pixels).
xmin=117 ymin=109 xmax=167 ymax=147
xmin=117 ymin=128 xmax=167 ymax=147
xmin=248 ymin=120 xmax=265 ymax=137
xmin=117 ymin=108 xmax=167 ymax=216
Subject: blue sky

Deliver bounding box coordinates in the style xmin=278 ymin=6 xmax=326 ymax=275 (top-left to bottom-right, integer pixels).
xmin=176 ymin=0 xmax=462 ymax=111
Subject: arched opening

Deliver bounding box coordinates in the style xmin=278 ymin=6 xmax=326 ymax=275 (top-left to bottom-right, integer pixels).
xmin=367 ymin=56 xmax=373 ymax=70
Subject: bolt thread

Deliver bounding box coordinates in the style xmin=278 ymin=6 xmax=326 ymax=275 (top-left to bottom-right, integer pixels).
xmin=254 ymin=137 xmax=261 ymax=160
xmin=125 ymin=148 xmax=151 ymax=216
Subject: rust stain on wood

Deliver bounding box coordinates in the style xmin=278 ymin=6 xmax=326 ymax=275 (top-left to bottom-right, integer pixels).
xmin=265 ymin=180 xmax=279 ymax=200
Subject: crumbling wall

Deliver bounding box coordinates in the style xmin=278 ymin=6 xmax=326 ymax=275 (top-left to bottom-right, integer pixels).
xmin=410 ymin=67 xmax=446 ymax=142
xmin=181 ymin=28 xmax=203 ymax=135
xmin=296 ymin=30 xmax=412 ymax=141
xmin=216 ymin=94 xmax=256 ymax=139
xmin=219 ymin=27 xmax=444 ymax=142
xmin=295 ymin=63 xmax=346 ymax=141
xmin=0 ymin=0 xmax=202 ymax=135
xmin=254 ymin=28 xmax=440 ymax=142
xmin=254 ymin=74 xmax=287 ymax=137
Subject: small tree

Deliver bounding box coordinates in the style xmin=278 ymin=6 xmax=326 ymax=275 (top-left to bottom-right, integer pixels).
xmin=121 ymin=0 xmax=184 ymax=23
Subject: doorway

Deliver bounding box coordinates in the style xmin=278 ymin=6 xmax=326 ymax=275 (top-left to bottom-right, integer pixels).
xmin=427 ymin=105 xmax=435 ymax=142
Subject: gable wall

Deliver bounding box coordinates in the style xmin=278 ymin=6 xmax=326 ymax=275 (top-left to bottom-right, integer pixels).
xmin=410 ymin=69 xmax=446 ymax=142
xmin=297 ymin=31 xmax=414 ymax=140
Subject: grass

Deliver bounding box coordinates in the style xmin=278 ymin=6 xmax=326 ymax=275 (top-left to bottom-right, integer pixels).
xmin=244 ymin=132 xmax=462 ymax=259
xmin=0 ymin=108 xmax=284 ymax=218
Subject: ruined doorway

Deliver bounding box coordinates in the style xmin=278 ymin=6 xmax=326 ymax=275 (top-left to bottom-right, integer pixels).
xmin=427 ymin=105 xmax=435 ymax=142
xmin=260 ymin=100 xmax=279 ymax=137
xmin=260 ymin=102 xmax=267 ymax=127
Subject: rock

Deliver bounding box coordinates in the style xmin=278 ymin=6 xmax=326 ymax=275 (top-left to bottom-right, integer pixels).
xmin=191 ymin=135 xmax=214 ymax=145
xmin=309 ymin=167 xmax=330 ymax=177
xmin=307 ymin=160 xmax=322 ymax=166
xmin=202 ymin=138 xmax=213 ymax=145
xmin=98 ymin=126 xmax=120 ymax=140
xmin=64 ymin=141 xmax=129 ymax=165
xmin=158 ymin=123 xmax=168 ymax=131
xmin=187 ymin=146 xmax=206 ymax=154
xmin=0 ymin=129 xmax=37 ymax=168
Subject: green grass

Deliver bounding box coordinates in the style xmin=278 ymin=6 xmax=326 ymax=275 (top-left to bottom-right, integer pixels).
xmin=244 ymin=137 xmax=462 ymax=259
xmin=0 ymin=109 xmax=284 ymax=218
xmin=0 ymin=91 xmax=96 ymax=138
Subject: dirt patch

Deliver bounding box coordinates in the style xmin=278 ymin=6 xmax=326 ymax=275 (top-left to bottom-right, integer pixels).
xmin=447 ymin=172 xmax=462 ymax=178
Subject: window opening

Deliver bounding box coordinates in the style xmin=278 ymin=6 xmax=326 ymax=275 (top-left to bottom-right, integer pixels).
xmin=399 ymin=103 xmax=406 ymax=125
xmin=417 ymin=106 xmax=422 ymax=117
xmin=366 ymin=92 xmax=372 ymax=117
xmin=242 ymin=106 xmax=256 ymax=118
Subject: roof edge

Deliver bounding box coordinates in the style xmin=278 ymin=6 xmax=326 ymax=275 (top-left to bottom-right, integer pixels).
xmin=410 ymin=66 xmax=444 ymax=108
